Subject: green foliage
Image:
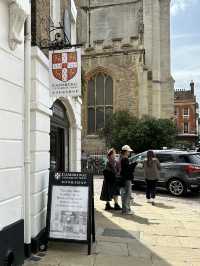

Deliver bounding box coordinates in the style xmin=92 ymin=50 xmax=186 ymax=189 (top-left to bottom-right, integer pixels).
xmin=99 ymin=111 xmax=177 ymax=153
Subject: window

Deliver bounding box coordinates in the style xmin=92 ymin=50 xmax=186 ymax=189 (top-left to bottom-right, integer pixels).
xmin=183 ymin=107 xmax=189 ymax=117
xmin=184 ymin=122 xmax=189 ymax=133
xmin=176 ymin=154 xmax=200 ymax=164
xmin=156 ymin=154 xmax=175 ymax=163
xmin=50 ymin=0 xmax=60 ymax=26
xmin=87 ymin=73 xmax=113 ymax=134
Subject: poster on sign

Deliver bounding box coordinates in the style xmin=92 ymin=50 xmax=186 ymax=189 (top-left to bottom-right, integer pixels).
xmin=50 ymin=185 xmax=88 ymax=241
xmin=49 ymin=48 xmax=81 ymax=97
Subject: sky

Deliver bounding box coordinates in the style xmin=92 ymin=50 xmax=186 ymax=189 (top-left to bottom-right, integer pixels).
xmin=171 ymin=0 xmax=200 ymax=102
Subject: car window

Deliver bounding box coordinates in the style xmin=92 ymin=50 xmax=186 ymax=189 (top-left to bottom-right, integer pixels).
xmin=177 ymin=154 xmax=200 ymax=165
xmin=129 ymin=153 xmax=146 ymax=162
xmin=138 ymin=154 xmax=146 ymax=161
xmin=156 ymin=154 xmax=174 ymax=163
xmin=189 ymin=154 xmax=200 ymax=165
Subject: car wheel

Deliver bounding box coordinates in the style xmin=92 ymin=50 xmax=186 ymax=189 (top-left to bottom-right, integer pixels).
xmin=168 ymin=179 xmax=186 ymax=196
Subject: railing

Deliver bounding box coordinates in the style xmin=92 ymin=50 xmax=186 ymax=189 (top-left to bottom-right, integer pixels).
xmin=81 ymin=151 xmax=107 ymax=176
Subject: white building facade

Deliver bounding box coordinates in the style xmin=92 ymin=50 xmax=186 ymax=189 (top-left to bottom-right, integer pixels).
xmin=0 ymin=0 xmax=81 ymax=263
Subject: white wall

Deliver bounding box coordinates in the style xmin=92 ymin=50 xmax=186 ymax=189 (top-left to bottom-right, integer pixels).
xmin=31 ymin=47 xmax=51 ymax=238
xmin=31 ymin=47 xmax=82 ymax=238
xmin=0 ymin=0 xmax=24 ymax=229
xmin=61 ymin=96 xmax=82 ymax=172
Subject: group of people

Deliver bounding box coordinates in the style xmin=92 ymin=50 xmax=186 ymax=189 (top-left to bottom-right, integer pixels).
xmin=100 ymin=145 xmax=161 ymax=215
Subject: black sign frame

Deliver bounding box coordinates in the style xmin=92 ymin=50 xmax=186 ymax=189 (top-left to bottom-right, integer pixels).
xmin=45 ymin=171 xmax=95 ymax=255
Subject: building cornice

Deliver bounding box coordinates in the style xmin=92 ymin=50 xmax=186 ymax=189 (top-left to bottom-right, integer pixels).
xmin=8 ymin=0 xmax=30 ymax=50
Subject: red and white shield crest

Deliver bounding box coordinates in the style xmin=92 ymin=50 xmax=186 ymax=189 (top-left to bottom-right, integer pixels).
xmin=52 ymin=52 xmax=78 ymax=82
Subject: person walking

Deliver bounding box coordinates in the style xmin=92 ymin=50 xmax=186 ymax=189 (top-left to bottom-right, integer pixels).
xmin=144 ymin=150 xmax=161 ymax=205
xmin=120 ymin=145 xmax=137 ymax=215
xmin=100 ymin=148 xmax=121 ymax=211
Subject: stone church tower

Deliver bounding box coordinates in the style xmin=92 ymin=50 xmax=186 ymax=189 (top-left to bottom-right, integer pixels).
xmin=77 ymin=0 xmax=174 ymax=151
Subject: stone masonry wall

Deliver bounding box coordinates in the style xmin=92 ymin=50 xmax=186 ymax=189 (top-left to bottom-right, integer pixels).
xmin=81 ymin=39 xmax=144 ymax=151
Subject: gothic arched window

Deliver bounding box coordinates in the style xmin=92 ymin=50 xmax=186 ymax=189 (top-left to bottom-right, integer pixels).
xmin=87 ymin=73 xmax=113 ymax=134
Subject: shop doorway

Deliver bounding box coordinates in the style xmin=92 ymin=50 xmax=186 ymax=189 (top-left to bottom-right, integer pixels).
xmin=50 ymin=100 xmax=70 ymax=171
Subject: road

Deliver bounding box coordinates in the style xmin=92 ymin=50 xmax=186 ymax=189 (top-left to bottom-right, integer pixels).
xmin=94 ymin=176 xmax=200 ymax=209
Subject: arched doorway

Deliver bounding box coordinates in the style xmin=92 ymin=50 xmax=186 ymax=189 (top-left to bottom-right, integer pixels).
xmin=50 ymin=99 xmax=70 ymax=171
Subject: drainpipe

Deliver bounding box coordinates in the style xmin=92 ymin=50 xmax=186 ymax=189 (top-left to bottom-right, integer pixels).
xmin=24 ymin=13 xmax=32 ymax=257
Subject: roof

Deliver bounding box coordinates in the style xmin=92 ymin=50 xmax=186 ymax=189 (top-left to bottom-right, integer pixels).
xmin=174 ymin=90 xmax=196 ymax=101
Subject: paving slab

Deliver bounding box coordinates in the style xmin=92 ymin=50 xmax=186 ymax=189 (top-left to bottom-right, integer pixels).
xmin=95 ymin=255 xmax=153 ymax=266
xmin=179 ymin=237 xmax=200 ymax=249
xmin=24 ymin=179 xmax=200 ymax=266
xmin=95 ymin=241 xmax=129 ymax=256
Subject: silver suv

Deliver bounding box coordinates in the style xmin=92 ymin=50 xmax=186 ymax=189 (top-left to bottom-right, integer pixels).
xmin=129 ymin=150 xmax=200 ymax=196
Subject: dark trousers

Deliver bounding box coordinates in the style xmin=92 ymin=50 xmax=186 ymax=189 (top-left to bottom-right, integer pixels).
xmin=146 ymin=180 xmax=157 ymax=199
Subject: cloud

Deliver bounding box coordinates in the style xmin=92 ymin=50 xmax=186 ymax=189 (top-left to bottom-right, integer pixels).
xmin=171 ymin=0 xmax=197 ymax=16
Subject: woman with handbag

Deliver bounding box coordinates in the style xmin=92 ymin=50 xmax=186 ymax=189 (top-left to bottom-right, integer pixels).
xmin=100 ymin=148 xmax=121 ymax=211
xmin=144 ymin=150 xmax=161 ymax=205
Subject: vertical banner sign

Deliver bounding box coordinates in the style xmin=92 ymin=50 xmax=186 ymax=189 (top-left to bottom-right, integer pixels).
xmin=49 ymin=48 xmax=81 ymax=97
xmin=46 ymin=172 xmax=95 ymax=255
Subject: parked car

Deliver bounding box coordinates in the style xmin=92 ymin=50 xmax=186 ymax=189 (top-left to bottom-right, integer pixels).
xmin=129 ymin=150 xmax=200 ymax=196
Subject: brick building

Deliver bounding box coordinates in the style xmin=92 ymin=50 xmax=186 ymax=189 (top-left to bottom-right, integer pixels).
xmin=76 ymin=0 xmax=174 ymax=152
xmin=174 ymin=81 xmax=199 ymax=146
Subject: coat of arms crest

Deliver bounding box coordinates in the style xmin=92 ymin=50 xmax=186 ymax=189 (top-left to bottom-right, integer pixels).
xmin=52 ymin=52 xmax=78 ymax=82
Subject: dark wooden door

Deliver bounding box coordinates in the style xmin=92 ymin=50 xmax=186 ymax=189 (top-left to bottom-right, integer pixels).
xmin=50 ymin=125 xmax=65 ymax=171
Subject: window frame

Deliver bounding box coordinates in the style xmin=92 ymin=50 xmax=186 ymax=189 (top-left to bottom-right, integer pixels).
xmin=183 ymin=107 xmax=189 ymax=117
xmin=87 ymin=73 xmax=113 ymax=135
xmin=183 ymin=122 xmax=189 ymax=134
xmin=156 ymin=153 xmax=175 ymax=163
xmin=50 ymin=0 xmax=61 ymax=26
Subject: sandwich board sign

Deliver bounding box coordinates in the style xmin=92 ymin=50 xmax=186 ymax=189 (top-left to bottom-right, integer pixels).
xmin=46 ymin=172 xmax=95 ymax=255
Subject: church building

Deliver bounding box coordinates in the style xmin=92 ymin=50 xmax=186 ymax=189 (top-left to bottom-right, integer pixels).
xmin=77 ymin=0 xmax=174 ymax=152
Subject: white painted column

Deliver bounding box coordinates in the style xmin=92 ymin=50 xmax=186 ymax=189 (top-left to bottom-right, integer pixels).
xmin=24 ymin=14 xmax=31 ymax=246
xmin=69 ymin=124 xmax=81 ymax=172
xmin=30 ymin=47 xmax=51 ymax=238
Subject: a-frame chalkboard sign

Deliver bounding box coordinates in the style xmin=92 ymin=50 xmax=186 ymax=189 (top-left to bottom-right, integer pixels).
xmin=45 ymin=171 xmax=95 ymax=255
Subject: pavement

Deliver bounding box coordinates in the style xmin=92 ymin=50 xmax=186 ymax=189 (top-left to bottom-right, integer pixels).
xmin=25 ymin=178 xmax=200 ymax=266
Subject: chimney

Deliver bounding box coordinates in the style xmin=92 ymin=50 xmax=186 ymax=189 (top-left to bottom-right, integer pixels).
xmin=190 ymin=80 xmax=194 ymax=94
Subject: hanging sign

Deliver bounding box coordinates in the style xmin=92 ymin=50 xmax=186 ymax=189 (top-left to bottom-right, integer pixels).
xmin=49 ymin=48 xmax=81 ymax=97
xmin=46 ymin=172 xmax=95 ymax=255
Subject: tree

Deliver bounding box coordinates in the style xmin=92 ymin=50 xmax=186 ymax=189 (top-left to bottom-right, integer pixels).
xmin=99 ymin=111 xmax=177 ymax=153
